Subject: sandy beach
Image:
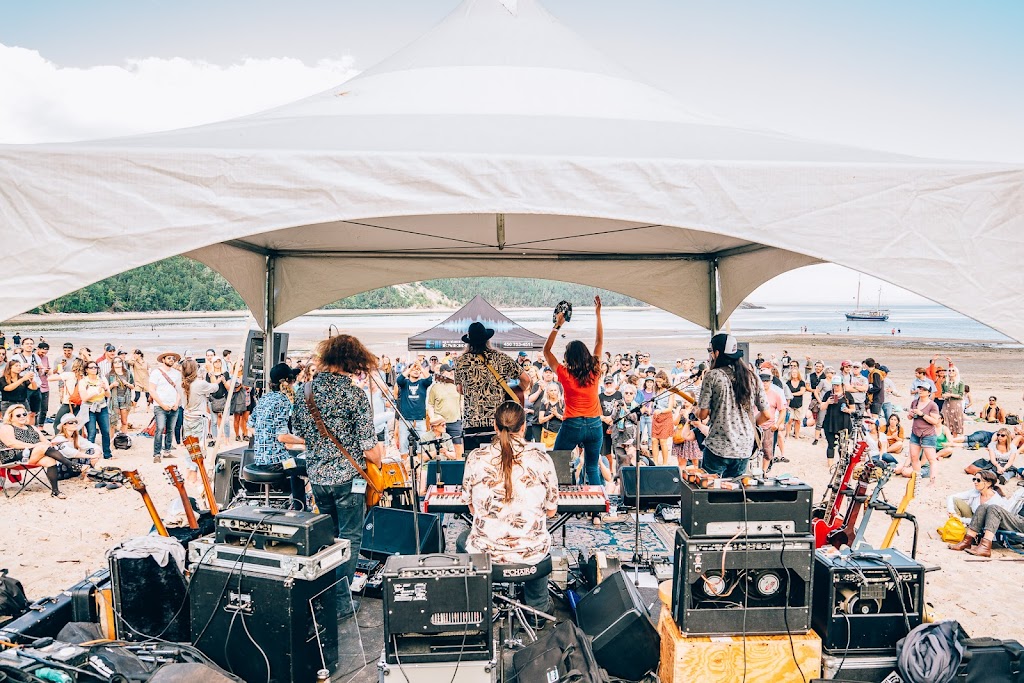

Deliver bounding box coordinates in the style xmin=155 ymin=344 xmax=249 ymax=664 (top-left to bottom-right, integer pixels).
xmin=3 ymin=313 xmax=1023 ymax=646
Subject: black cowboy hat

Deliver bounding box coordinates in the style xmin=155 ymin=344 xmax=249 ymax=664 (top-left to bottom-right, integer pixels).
xmin=461 ymin=321 xmax=495 ymax=344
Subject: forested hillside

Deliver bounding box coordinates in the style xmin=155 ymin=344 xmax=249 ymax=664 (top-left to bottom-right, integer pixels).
xmin=34 ymin=257 xmax=647 ymax=313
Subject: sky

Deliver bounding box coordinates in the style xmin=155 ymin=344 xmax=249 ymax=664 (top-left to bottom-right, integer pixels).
xmin=2 ymin=0 xmax=1021 ymax=305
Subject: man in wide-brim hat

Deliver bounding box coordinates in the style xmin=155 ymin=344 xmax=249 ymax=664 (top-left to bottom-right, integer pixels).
xmin=150 ymin=350 xmax=183 ymax=462
xmin=454 ymin=322 xmax=532 ymax=452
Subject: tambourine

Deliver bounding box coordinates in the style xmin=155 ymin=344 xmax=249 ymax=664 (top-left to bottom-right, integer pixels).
xmin=553 ymin=300 xmax=573 ymax=324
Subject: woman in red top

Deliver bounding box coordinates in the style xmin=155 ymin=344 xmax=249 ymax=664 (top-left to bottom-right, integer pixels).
xmin=543 ymin=296 xmax=604 ymax=487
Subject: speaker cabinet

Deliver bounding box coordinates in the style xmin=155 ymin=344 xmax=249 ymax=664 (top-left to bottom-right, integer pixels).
xmin=190 ymin=562 xmax=337 ymax=683
xmin=213 ymin=447 xmax=245 ymax=509
xmin=360 ymin=507 xmax=443 ymax=560
xmin=241 ymin=330 xmax=290 ymax=391
xmin=620 ymin=465 xmax=683 ymax=507
xmin=109 ymin=549 xmax=189 ymax=642
xmin=575 ymin=570 xmax=660 ymax=681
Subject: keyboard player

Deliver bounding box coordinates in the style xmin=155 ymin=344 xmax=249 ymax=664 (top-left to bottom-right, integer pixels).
xmin=457 ymin=401 xmax=557 ymax=616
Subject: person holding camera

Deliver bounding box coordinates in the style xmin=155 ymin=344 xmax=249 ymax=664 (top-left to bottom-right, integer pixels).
xmin=696 ymin=333 xmax=770 ymax=478
xmin=1 ymin=359 xmax=37 ymax=415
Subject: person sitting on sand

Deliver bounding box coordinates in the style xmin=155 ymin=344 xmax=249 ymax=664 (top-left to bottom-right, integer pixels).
xmin=946 ymin=469 xmax=1005 ymax=520
xmin=980 ymin=396 xmax=1006 ymax=424
xmin=965 ymin=427 xmax=1019 ymax=480
xmin=947 ymin=492 xmax=1024 ymax=557
xmin=49 ymin=413 xmax=100 ymax=467
xmin=882 ymin=414 xmax=907 ymax=456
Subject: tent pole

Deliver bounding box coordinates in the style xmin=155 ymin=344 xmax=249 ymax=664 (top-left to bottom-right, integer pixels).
xmin=263 ymin=254 xmax=277 ymax=389
xmin=708 ymin=258 xmax=720 ymax=334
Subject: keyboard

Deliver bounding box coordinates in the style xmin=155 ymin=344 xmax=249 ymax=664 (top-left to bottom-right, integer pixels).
xmin=423 ymin=484 xmax=609 ymax=515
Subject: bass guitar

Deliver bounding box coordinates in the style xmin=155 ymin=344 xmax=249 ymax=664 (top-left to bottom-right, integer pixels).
xmin=183 ymin=435 xmax=218 ymax=515
xmin=812 ymin=437 xmax=867 ymax=547
xmin=164 ymin=465 xmax=199 ymax=530
xmin=123 ymin=470 xmax=169 ymax=537
xmin=826 ymin=460 xmax=877 ymax=550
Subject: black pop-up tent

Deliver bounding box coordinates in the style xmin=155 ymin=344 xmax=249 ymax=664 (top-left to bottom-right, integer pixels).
xmin=407 ymin=295 xmax=545 ymax=352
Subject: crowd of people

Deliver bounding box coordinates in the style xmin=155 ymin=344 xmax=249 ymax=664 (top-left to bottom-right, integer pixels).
xmin=4 ymin=316 xmax=1024 ymax=582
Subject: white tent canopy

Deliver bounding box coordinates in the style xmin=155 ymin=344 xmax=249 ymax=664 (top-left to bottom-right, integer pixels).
xmin=1 ymin=0 xmax=1022 ymax=349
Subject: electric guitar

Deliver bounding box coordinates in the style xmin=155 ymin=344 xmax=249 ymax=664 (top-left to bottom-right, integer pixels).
xmin=164 ymin=465 xmax=199 ymax=530
xmin=850 ymin=464 xmax=897 ymax=551
xmin=812 ymin=438 xmax=867 ymax=547
xmin=182 ymin=435 xmax=218 ymax=515
xmin=123 ymin=470 xmax=169 ymax=537
xmin=881 ymin=472 xmax=918 ymax=549
xmin=827 ymin=460 xmax=876 ymax=550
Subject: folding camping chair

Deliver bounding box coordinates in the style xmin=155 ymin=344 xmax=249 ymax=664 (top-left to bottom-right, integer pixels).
xmin=0 ymin=462 xmax=49 ymax=499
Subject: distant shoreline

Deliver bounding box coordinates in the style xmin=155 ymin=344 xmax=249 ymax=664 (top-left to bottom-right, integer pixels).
xmin=5 ymin=308 xmax=1015 ymax=349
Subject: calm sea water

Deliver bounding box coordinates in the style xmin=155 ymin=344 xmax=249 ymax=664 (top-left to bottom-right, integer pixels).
xmin=6 ymin=304 xmax=1013 ymax=346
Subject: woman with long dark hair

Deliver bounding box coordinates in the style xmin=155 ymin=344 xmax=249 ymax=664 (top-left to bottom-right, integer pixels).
xmin=542 ymin=296 xmax=604 ymax=486
xmin=696 ymin=333 xmax=770 ymax=478
xmin=459 ymin=401 xmax=558 ymax=615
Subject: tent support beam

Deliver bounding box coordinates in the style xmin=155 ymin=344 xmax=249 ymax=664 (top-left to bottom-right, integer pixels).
xmin=708 ymin=259 xmax=720 ymax=333
xmin=263 ymin=254 xmax=277 ymax=386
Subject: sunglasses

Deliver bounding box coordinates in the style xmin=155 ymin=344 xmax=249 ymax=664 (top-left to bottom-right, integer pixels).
xmin=12 ymin=412 xmax=27 ymax=418
xmin=87 ymin=365 xmax=98 ymax=369
xmin=63 ymin=420 xmax=79 ymax=426
xmin=973 ymin=477 xmax=985 ymax=483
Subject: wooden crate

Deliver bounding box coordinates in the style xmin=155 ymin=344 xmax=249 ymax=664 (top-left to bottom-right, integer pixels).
xmin=658 ymin=611 xmax=822 ymax=683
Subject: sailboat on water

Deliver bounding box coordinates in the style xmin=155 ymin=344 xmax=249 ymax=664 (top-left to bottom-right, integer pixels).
xmin=845 ymin=277 xmax=890 ymax=321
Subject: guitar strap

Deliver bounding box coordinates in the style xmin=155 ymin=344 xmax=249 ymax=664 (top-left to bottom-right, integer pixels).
xmin=481 ymin=353 xmax=520 ymax=404
xmin=303 ymin=381 xmax=382 ymax=495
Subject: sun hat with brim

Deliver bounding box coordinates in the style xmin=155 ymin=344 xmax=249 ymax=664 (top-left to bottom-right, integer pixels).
xmin=156 ymin=351 xmax=181 ymax=363
xmin=58 ymin=413 xmax=79 ymax=427
xmin=461 ymin=321 xmax=495 ymax=345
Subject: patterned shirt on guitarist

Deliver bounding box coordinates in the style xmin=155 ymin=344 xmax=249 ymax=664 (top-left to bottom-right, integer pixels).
xmin=291 ymin=373 xmax=376 ymax=485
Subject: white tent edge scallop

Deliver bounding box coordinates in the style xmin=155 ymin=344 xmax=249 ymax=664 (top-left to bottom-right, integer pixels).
xmin=0 ymin=0 xmax=1020 ymax=348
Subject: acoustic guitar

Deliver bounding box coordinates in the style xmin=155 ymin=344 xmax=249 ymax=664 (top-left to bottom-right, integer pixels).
xmin=183 ymin=435 xmax=218 ymax=515
xmin=123 ymin=470 xmax=169 ymax=537
xmin=812 ymin=439 xmax=867 ymax=547
xmin=164 ymin=465 xmax=199 ymax=530
xmin=826 ymin=461 xmax=877 ymax=550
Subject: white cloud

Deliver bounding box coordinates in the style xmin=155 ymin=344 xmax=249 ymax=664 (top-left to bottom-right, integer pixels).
xmin=0 ymin=44 xmax=359 ymax=144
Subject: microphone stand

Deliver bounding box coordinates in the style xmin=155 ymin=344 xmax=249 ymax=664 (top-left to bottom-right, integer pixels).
xmin=616 ymin=373 xmax=699 ymax=583
xmin=369 ymin=371 xmax=426 ymax=552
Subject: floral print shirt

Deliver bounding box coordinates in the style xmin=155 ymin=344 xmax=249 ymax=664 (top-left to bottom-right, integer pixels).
xmin=291 ymin=373 xmax=377 ymax=485
xmin=461 ymin=439 xmax=558 ymax=564
xmin=697 ymin=366 xmax=768 ymax=460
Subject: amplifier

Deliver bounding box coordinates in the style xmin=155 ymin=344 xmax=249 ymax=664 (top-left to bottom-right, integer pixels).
xmin=215 ymin=506 xmax=335 ymax=556
xmin=671 ymin=529 xmax=813 ymax=636
xmin=241 ymin=329 xmax=289 ymax=391
xmin=190 ymin=561 xmax=336 ymax=683
xmin=189 ymin=537 xmax=349 ymax=581
xmin=382 ymin=553 xmax=493 ymax=664
xmin=362 ymin=507 xmax=444 ymax=559
xmin=811 ymin=548 xmax=924 ymax=655
xmin=376 ymin=650 xmax=497 ymax=682
xmin=679 ymin=478 xmax=813 ymax=538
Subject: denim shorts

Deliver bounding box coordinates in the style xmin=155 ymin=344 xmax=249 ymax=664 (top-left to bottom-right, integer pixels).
xmin=908 ymin=432 xmax=937 ymax=448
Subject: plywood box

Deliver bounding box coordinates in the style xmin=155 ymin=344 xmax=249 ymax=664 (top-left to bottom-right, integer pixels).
xmin=658 ymin=611 xmax=822 ymax=683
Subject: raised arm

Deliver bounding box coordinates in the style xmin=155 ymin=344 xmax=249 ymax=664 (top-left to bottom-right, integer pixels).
xmin=593 ymin=295 xmax=604 ymax=360
xmin=543 ymin=312 xmax=563 ymax=370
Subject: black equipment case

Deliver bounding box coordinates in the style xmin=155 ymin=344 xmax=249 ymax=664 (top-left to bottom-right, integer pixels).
xmin=0 ymin=568 xmax=110 ymax=642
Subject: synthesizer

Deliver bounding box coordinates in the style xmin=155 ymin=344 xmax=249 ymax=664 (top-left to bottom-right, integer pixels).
xmin=423 ymin=484 xmax=609 ymax=515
